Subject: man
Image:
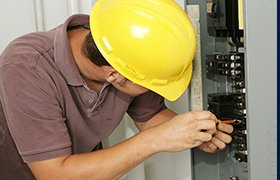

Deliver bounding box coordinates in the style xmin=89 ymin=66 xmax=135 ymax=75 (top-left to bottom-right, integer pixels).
xmin=0 ymin=0 xmax=233 ymax=179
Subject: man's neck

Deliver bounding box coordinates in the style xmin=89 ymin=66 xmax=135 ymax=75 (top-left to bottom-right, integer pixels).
xmin=67 ymin=28 xmax=105 ymax=93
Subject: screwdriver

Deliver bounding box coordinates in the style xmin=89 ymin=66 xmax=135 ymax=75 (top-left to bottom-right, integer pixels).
xmin=216 ymin=119 xmax=241 ymax=125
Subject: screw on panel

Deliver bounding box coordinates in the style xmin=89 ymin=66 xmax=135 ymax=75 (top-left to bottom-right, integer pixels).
xmin=229 ymin=176 xmax=239 ymax=180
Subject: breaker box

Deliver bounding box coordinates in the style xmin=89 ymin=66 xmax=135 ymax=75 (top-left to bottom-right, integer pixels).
xmin=188 ymin=0 xmax=277 ymax=179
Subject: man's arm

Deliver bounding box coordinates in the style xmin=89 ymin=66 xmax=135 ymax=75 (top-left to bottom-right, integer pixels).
xmin=134 ymin=108 xmax=177 ymax=131
xmin=28 ymin=111 xmax=217 ymax=180
xmin=28 ymin=129 xmax=158 ymax=180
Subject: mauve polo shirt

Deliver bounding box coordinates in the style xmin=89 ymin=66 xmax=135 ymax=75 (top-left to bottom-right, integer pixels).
xmin=0 ymin=14 xmax=165 ymax=179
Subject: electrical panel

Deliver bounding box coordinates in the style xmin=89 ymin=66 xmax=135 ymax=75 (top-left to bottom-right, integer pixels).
xmin=189 ymin=0 xmax=257 ymax=179
xmin=206 ymin=0 xmax=248 ymax=178
xmin=189 ymin=0 xmax=276 ymax=179
xmin=206 ymin=52 xmax=247 ymax=164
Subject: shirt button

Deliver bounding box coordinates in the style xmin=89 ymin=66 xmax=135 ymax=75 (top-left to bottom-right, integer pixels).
xmin=89 ymin=99 xmax=94 ymax=103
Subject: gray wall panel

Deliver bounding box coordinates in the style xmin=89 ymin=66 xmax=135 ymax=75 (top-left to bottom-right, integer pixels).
xmin=244 ymin=0 xmax=277 ymax=179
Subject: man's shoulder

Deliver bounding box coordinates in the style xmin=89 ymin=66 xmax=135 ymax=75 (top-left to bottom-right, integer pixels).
xmin=5 ymin=29 xmax=56 ymax=54
xmin=0 ymin=29 xmax=57 ymax=68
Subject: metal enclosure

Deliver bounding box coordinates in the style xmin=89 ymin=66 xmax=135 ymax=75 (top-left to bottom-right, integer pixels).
xmin=187 ymin=0 xmax=277 ymax=179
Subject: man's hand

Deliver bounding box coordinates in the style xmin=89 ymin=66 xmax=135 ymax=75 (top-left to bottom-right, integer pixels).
xmin=197 ymin=123 xmax=234 ymax=153
xmin=136 ymin=109 xmax=233 ymax=153
xmin=147 ymin=111 xmax=217 ymax=152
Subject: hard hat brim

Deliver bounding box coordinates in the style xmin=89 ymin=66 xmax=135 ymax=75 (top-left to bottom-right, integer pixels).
xmin=143 ymin=63 xmax=193 ymax=101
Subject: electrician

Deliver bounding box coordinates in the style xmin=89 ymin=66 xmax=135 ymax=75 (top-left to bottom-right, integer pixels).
xmin=0 ymin=0 xmax=233 ymax=179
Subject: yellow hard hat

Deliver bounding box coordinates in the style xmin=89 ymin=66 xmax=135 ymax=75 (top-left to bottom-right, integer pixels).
xmin=90 ymin=0 xmax=196 ymax=101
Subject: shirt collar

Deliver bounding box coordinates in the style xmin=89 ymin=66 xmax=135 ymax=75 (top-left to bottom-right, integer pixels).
xmin=54 ymin=14 xmax=90 ymax=86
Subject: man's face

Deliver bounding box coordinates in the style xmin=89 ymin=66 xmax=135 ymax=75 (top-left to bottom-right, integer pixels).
xmin=109 ymin=72 xmax=149 ymax=96
xmin=76 ymin=56 xmax=148 ymax=96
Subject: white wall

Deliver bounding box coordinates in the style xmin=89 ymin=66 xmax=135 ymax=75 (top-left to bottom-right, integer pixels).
xmin=0 ymin=0 xmax=96 ymax=53
xmin=0 ymin=0 xmax=36 ymax=52
xmin=0 ymin=0 xmax=193 ymax=180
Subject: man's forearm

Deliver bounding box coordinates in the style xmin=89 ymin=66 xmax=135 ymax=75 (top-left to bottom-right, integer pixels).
xmin=29 ymin=129 xmax=159 ymax=180
xmin=135 ymin=108 xmax=177 ymax=131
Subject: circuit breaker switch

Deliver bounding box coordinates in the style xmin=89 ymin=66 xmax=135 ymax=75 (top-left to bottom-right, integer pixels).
xmin=207 ymin=0 xmax=218 ymax=17
xmin=207 ymin=0 xmax=243 ymax=37
xmin=229 ymin=176 xmax=239 ymax=180
xmin=230 ymin=54 xmax=241 ymax=60
xmin=206 ymin=53 xmax=244 ymax=81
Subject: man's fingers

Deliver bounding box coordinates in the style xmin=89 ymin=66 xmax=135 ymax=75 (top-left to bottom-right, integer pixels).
xmin=201 ymin=141 xmax=218 ymax=153
xmin=194 ymin=120 xmax=216 ymax=134
xmin=191 ymin=111 xmax=217 ymax=121
xmin=214 ymin=131 xmax=232 ymax=144
xmin=207 ymin=141 xmax=218 ymax=151
xmin=217 ymin=123 xmax=234 ymax=134
xmin=194 ymin=132 xmax=212 ymax=142
xmin=211 ymin=137 xmax=227 ymax=150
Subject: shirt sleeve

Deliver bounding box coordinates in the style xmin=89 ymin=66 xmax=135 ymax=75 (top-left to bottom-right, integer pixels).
xmin=127 ymin=91 xmax=167 ymax=122
xmin=0 ymin=64 xmax=71 ymax=163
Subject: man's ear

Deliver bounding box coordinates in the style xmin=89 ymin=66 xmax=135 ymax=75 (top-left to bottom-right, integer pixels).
xmin=104 ymin=67 xmax=118 ymax=83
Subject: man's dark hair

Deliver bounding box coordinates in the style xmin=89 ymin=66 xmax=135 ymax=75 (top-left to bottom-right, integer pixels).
xmin=82 ymin=32 xmax=110 ymax=66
